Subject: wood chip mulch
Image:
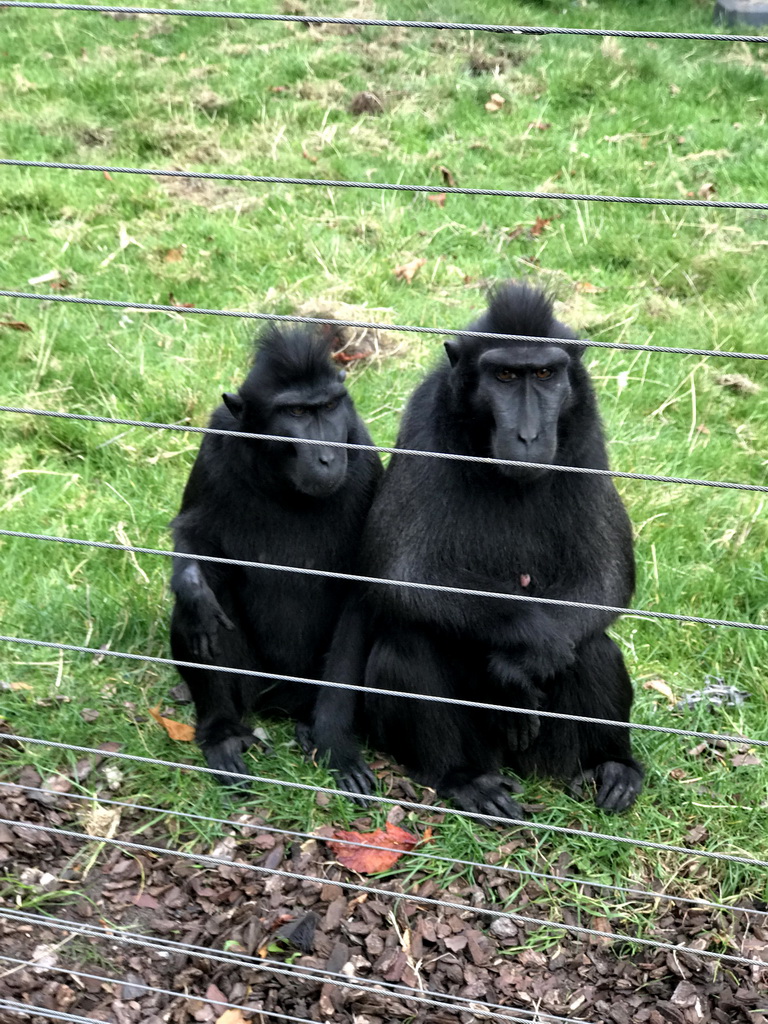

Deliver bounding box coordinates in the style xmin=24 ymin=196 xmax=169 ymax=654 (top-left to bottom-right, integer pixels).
xmin=1 ymin=764 xmax=767 ymax=1024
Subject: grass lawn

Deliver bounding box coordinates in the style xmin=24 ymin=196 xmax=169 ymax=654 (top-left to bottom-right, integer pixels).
xmin=1 ymin=0 xmax=767 ymax=942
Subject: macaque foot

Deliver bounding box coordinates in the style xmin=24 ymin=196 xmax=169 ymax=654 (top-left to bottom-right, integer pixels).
xmin=442 ymin=772 xmax=525 ymax=826
xmin=570 ymin=760 xmax=644 ymax=813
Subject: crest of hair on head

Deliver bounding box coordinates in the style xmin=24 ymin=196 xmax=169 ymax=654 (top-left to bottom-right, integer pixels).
xmin=484 ymin=281 xmax=557 ymax=343
xmin=250 ymin=325 xmax=337 ymax=392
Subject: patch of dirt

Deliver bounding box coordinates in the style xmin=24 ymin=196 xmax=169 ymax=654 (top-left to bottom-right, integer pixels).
xmin=292 ymin=299 xmax=409 ymax=364
xmin=1 ymin=763 xmax=767 ymax=1024
xmin=154 ymin=175 xmax=261 ymax=213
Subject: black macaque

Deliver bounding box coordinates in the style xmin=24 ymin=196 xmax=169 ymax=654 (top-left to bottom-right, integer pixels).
xmin=170 ymin=325 xmax=382 ymax=786
xmin=311 ymin=281 xmax=644 ymax=820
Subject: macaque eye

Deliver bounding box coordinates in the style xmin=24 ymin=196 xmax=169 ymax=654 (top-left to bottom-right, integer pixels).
xmin=324 ymin=398 xmax=339 ymax=411
xmin=289 ymin=406 xmax=308 ymax=417
xmin=495 ymin=369 xmax=517 ymax=382
xmin=535 ymin=368 xmax=553 ymax=380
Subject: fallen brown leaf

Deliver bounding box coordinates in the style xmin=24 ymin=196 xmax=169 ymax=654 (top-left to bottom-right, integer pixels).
xmin=684 ymin=824 xmax=708 ymax=846
xmin=439 ymin=165 xmax=456 ymax=186
xmin=427 ymin=193 xmax=447 ymax=207
xmin=698 ymin=181 xmax=716 ymax=199
xmin=168 ymin=292 xmax=195 ymax=308
xmin=485 ymin=92 xmax=505 ymax=112
xmin=162 ymin=246 xmax=185 ymax=263
xmin=643 ymin=678 xmax=676 ymax=704
xmin=715 ymin=373 xmax=760 ymax=396
xmin=530 ymin=216 xmax=552 ymax=237
xmin=589 ymin=916 xmax=613 ymax=945
xmin=0 ymin=320 xmax=32 ymax=331
xmin=393 ymin=257 xmax=426 ymax=285
xmin=327 ymin=821 xmax=421 ymax=873
xmin=149 ymin=705 xmax=195 ymax=742
xmin=301 ymin=148 xmax=319 ymax=164
xmin=575 ymin=281 xmax=605 ymax=293
xmin=216 ymin=1011 xmax=249 ymax=1024
xmin=732 ymin=753 xmax=761 ymax=767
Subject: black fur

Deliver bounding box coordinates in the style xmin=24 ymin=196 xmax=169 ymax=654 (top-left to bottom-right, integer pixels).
xmin=170 ymin=326 xmax=382 ymax=786
xmin=312 ymin=282 xmax=643 ymax=819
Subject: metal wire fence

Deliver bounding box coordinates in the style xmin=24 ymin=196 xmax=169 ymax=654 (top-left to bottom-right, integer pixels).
xmin=1 ymin=5 xmax=767 ymax=1024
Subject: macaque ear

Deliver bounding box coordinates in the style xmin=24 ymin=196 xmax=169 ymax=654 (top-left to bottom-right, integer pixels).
xmin=222 ymin=393 xmax=244 ymax=419
xmin=338 ymin=369 xmax=347 ymax=382
xmin=444 ymin=340 xmax=461 ymax=368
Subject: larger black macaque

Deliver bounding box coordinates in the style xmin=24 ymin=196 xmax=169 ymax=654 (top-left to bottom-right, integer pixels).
xmin=170 ymin=326 xmax=382 ymax=786
xmin=312 ymin=282 xmax=643 ymax=820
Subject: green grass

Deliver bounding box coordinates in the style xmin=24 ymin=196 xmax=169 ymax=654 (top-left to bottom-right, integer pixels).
xmin=1 ymin=0 xmax=767 ymax=941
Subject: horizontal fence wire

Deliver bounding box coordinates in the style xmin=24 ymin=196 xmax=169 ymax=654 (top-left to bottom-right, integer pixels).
xmin=3 ymin=4 xmax=768 ymax=44
xmin=4 ymin=532 xmax=768 ymax=638
xmin=2 ymin=406 xmax=768 ymax=495
xmin=3 ymin=159 xmax=768 ymax=210
xmin=0 ymin=961 xmax=564 ymax=1024
xmin=0 ymin=994 xmax=318 ymax=1024
xmin=3 ymin=781 xmax=763 ymax=920
xmin=3 ymin=817 xmax=767 ymax=970
xmin=3 ymin=290 xmax=768 ymax=362
xmin=0 ymin=910 xmax=582 ymax=1024
xmin=0 ymin=1004 xmax=126 ymax=1024
xmin=3 ymin=630 xmax=768 ymax=744
xmin=3 ymin=9 xmax=767 ymax=1023
xmin=5 ymin=734 xmax=767 ymax=868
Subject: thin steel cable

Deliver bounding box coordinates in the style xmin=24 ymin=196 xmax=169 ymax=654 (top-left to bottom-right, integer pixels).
xmin=2 ymin=631 xmax=768 ymax=744
xmin=2 ymin=818 xmax=766 ymax=969
xmin=2 ymin=4 xmax=768 ymax=44
xmin=0 ymin=1003 xmax=121 ymax=1024
xmin=3 ymin=159 xmax=768 ymax=210
xmin=5 ymin=734 xmax=767 ymax=868
xmin=5 ymin=529 xmax=768 ymax=635
xmin=3 ymin=405 xmax=768 ymax=495
xmin=0 ymin=986 xmax=312 ymax=1024
xmin=0 ymin=912 xmax=575 ymax=1024
xmin=3 ymin=781 xmax=763 ymax=920
xmin=2 ymin=289 xmax=768 ymax=362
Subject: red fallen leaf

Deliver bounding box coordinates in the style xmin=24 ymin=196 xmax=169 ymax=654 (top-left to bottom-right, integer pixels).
xmin=51 ymin=279 xmax=71 ymax=291
xmin=0 ymin=320 xmax=32 ymax=331
xmin=530 ymin=216 xmax=552 ymax=237
xmin=427 ymin=193 xmax=446 ymax=207
xmin=103 ymin=171 xmax=112 ymax=181
xmin=270 ymin=85 xmax=289 ymax=93
xmin=162 ymin=246 xmax=185 ymax=263
xmin=332 ymin=351 xmax=368 ymax=364
xmin=327 ymin=821 xmax=421 ymax=873
xmin=302 ymin=148 xmax=319 ymax=164
xmin=575 ymin=281 xmax=605 ymax=293
xmin=148 ymin=705 xmax=195 ymax=742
